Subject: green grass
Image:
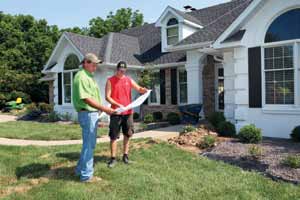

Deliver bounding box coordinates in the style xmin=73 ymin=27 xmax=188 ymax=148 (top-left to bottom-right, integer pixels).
xmin=0 ymin=140 xmax=299 ymax=200
xmin=0 ymin=121 xmax=108 ymax=140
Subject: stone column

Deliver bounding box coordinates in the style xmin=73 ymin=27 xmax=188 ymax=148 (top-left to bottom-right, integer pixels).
xmin=202 ymin=55 xmax=216 ymax=117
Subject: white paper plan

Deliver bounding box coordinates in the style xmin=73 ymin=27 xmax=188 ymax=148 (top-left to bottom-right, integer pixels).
xmin=115 ymin=90 xmax=151 ymax=113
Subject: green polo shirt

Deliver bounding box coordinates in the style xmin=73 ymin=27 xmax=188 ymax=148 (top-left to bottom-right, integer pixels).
xmin=72 ymin=68 xmax=102 ymax=112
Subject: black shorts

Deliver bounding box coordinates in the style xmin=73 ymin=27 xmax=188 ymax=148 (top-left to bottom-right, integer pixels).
xmin=109 ymin=114 xmax=134 ymax=140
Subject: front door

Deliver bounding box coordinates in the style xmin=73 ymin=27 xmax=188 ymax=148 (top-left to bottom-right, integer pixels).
xmin=215 ymin=63 xmax=224 ymax=111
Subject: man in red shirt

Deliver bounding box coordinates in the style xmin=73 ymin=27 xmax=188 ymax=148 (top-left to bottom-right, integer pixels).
xmin=105 ymin=61 xmax=148 ymax=168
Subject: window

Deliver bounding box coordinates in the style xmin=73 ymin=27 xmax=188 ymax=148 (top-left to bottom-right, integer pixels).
xmin=264 ymin=46 xmax=294 ymax=105
xmin=149 ymin=71 xmax=160 ymax=104
xmin=63 ymin=54 xmax=80 ymax=104
xmin=265 ymin=9 xmax=300 ymax=43
xmin=262 ymin=9 xmax=300 ymax=107
xmin=167 ymin=18 xmax=179 ymax=45
xmin=178 ymin=68 xmax=187 ymax=104
xmin=216 ymin=66 xmax=224 ymax=110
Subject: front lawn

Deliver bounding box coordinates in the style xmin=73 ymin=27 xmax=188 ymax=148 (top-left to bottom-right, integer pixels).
xmin=0 ymin=140 xmax=299 ymax=199
xmin=0 ymin=121 xmax=108 ymax=140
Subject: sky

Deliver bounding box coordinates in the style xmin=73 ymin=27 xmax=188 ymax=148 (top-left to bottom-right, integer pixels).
xmin=0 ymin=0 xmax=231 ymax=28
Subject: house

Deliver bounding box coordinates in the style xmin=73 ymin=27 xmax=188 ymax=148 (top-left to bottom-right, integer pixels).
xmin=42 ymin=0 xmax=300 ymax=138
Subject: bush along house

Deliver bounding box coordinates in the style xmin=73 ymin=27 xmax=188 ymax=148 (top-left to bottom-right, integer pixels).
xmin=41 ymin=0 xmax=300 ymax=138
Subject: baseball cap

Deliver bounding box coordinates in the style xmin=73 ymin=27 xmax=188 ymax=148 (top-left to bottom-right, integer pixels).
xmin=117 ymin=61 xmax=127 ymax=69
xmin=82 ymin=53 xmax=102 ymax=64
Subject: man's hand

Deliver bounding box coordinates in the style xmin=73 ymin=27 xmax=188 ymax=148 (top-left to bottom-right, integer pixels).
xmin=139 ymin=87 xmax=148 ymax=94
xmin=103 ymin=107 xmax=116 ymax=115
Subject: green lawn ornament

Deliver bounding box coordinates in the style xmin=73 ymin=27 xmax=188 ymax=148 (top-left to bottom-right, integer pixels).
xmin=5 ymin=97 xmax=24 ymax=111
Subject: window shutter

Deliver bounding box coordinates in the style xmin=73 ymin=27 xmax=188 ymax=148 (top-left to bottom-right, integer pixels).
xmin=58 ymin=73 xmax=63 ymax=105
xmin=160 ymin=69 xmax=166 ymax=104
xmin=248 ymin=47 xmax=262 ymax=108
xmin=171 ymin=68 xmax=178 ymax=105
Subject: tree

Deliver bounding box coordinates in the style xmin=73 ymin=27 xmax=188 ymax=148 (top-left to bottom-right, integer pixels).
xmin=88 ymin=8 xmax=144 ymax=38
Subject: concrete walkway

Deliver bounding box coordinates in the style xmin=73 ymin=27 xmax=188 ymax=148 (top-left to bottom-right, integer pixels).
xmin=0 ymin=125 xmax=182 ymax=146
xmin=0 ymin=114 xmax=18 ymax=123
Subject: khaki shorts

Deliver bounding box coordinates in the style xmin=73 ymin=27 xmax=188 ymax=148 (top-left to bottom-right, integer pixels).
xmin=109 ymin=114 xmax=134 ymax=140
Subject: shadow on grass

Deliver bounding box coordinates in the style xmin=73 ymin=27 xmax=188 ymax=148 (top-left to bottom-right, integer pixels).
xmin=15 ymin=152 xmax=111 ymax=182
xmin=56 ymin=152 xmax=110 ymax=163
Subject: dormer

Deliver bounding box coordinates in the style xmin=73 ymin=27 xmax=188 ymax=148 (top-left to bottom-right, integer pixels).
xmin=155 ymin=6 xmax=202 ymax=52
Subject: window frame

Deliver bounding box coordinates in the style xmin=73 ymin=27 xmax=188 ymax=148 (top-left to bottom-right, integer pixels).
xmin=149 ymin=70 xmax=161 ymax=105
xmin=166 ymin=18 xmax=179 ymax=46
xmin=261 ymin=39 xmax=300 ymax=111
xmin=62 ymin=54 xmax=80 ymax=106
xmin=177 ymin=67 xmax=188 ymax=105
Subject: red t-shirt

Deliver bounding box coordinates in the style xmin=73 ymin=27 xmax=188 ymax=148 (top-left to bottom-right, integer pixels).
xmin=108 ymin=75 xmax=133 ymax=115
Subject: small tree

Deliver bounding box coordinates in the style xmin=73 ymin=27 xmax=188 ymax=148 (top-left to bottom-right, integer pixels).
xmin=138 ymin=68 xmax=153 ymax=88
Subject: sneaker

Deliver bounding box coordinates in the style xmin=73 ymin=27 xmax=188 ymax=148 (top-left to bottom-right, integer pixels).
xmin=122 ymin=155 xmax=130 ymax=164
xmin=81 ymin=176 xmax=102 ymax=183
xmin=107 ymin=159 xmax=117 ymax=168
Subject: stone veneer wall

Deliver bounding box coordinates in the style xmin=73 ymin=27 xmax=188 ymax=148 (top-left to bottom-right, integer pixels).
xmin=202 ymin=55 xmax=216 ymax=118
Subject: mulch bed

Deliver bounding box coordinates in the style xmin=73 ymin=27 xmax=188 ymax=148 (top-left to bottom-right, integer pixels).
xmin=202 ymin=138 xmax=300 ymax=184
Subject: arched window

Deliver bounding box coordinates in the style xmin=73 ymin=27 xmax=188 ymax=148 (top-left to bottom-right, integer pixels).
xmin=262 ymin=9 xmax=300 ymax=106
xmin=166 ymin=18 xmax=179 ymax=45
xmin=63 ymin=54 xmax=80 ymax=104
xmin=265 ymin=8 xmax=300 ymax=43
xmin=64 ymin=54 xmax=80 ymax=70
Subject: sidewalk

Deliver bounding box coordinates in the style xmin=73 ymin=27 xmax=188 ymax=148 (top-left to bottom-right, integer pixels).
xmin=0 ymin=125 xmax=182 ymax=146
xmin=0 ymin=114 xmax=18 ymax=123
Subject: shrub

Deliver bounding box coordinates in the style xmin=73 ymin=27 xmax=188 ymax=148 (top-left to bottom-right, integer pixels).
xmin=133 ymin=112 xmax=140 ymax=120
xmin=238 ymin=124 xmax=262 ymax=144
xmin=26 ymin=103 xmax=39 ymax=113
xmin=47 ymin=111 xmax=61 ymax=122
xmin=282 ymin=155 xmax=300 ymax=169
xmin=153 ymin=111 xmax=163 ymax=122
xmin=217 ymin=121 xmax=236 ymax=137
xmin=180 ymin=125 xmax=196 ymax=135
xmin=197 ymin=135 xmax=216 ymax=149
xmin=167 ymin=112 xmax=181 ymax=125
xmin=208 ymin=112 xmax=225 ymax=128
xmin=290 ymin=126 xmax=300 ymax=142
xmin=248 ymin=145 xmax=263 ymax=159
xmin=60 ymin=112 xmax=72 ymax=121
xmin=144 ymin=113 xmax=154 ymax=124
xmin=38 ymin=103 xmax=53 ymax=113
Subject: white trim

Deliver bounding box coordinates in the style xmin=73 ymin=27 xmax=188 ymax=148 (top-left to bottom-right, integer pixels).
xmin=261 ymin=41 xmax=299 ymax=109
xmin=262 ymin=39 xmax=300 ymax=48
xmin=148 ymin=70 xmax=161 ymax=105
xmin=213 ymin=0 xmax=263 ymax=48
xmin=42 ymin=33 xmax=84 ymax=73
xmin=215 ymin=63 xmax=224 ymax=111
xmin=166 ymin=41 xmax=213 ymax=52
xmin=177 ymin=67 xmax=188 ymax=105
xmin=150 ymin=62 xmax=186 ymax=69
xmin=155 ymin=6 xmax=202 ymax=28
xmin=183 ymin=19 xmax=203 ymax=29
xmin=155 ymin=6 xmax=184 ymax=27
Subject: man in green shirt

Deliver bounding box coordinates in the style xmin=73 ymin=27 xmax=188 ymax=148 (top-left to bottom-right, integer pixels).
xmin=73 ymin=53 xmax=115 ymax=183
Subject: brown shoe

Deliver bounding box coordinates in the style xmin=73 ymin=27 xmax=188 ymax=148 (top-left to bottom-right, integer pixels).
xmin=82 ymin=176 xmax=102 ymax=183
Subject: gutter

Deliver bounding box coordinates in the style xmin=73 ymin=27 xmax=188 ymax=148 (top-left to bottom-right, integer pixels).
xmin=166 ymin=41 xmax=213 ymax=52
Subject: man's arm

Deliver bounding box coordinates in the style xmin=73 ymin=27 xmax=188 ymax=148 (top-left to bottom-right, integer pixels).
xmin=105 ymin=80 xmax=124 ymax=108
xmin=131 ymin=79 xmax=148 ymax=94
xmin=83 ymin=98 xmax=115 ymax=115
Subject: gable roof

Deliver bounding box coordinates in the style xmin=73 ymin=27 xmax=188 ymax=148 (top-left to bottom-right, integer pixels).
xmin=45 ymin=0 xmax=255 ymax=71
xmin=174 ymin=0 xmax=253 ymax=46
